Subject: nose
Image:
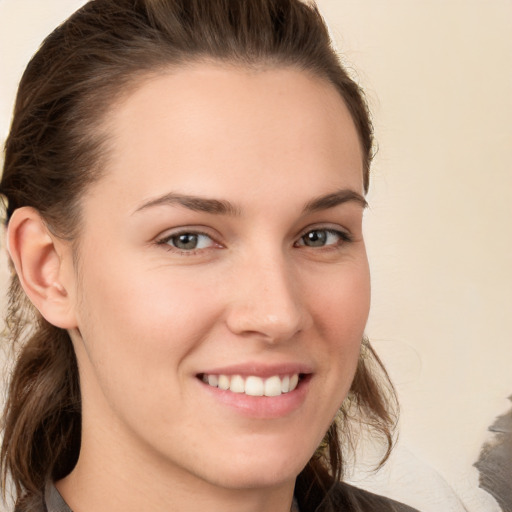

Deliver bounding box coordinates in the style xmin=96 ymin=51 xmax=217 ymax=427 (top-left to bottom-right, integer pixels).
xmin=225 ymin=251 xmax=310 ymax=343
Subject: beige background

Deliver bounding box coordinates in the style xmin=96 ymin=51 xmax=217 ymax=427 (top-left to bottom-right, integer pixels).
xmin=1 ymin=1 xmax=511 ymax=511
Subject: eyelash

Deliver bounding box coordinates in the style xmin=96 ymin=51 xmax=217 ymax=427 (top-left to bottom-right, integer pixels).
xmin=295 ymin=228 xmax=353 ymax=248
xmin=156 ymin=227 xmax=352 ymax=255
xmin=156 ymin=230 xmax=218 ymax=256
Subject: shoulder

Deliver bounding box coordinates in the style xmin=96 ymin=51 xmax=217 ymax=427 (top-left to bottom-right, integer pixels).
xmin=296 ymin=468 xmax=422 ymax=512
xmin=327 ymin=482 xmax=421 ymax=512
xmin=297 ymin=480 xmax=422 ymax=512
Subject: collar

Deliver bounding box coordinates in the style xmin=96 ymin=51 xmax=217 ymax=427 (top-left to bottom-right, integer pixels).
xmin=44 ymin=482 xmax=72 ymax=512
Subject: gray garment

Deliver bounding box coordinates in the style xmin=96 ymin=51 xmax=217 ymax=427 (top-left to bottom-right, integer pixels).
xmin=44 ymin=483 xmax=71 ymax=512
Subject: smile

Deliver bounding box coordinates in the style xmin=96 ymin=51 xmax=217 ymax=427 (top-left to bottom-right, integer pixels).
xmin=201 ymin=373 xmax=300 ymax=397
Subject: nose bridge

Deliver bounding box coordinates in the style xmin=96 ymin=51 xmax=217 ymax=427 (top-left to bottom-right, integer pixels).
xmin=226 ymin=245 xmax=307 ymax=342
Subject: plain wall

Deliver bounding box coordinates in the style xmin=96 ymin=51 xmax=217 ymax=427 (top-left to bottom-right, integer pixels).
xmin=1 ymin=1 xmax=511 ymax=511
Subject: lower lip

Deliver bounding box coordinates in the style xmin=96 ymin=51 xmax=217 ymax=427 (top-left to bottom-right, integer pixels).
xmin=198 ymin=375 xmax=311 ymax=419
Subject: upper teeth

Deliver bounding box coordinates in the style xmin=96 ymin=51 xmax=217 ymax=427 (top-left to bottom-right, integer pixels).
xmin=202 ymin=373 xmax=299 ymax=397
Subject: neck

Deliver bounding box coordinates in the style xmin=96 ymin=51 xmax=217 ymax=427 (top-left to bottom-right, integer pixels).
xmin=58 ymin=466 xmax=295 ymax=512
xmin=57 ymin=417 xmax=296 ymax=512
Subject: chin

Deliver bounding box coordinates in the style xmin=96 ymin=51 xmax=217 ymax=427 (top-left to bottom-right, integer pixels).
xmin=205 ymin=462 xmax=304 ymax=491
xmin=194 ymin=442 xmax=313 ymax=491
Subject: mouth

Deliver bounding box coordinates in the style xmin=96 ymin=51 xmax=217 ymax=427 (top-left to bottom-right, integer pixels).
xmin=198 ymin=373 xmax=307 ymax=397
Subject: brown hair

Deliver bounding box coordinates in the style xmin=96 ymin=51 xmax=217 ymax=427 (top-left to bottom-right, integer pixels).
xmin=0 ymin=0 xmax=396 ymax=510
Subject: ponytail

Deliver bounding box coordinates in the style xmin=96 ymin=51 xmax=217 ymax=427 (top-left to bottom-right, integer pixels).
xmin=1 ymin=277 xmax=81 ymax=503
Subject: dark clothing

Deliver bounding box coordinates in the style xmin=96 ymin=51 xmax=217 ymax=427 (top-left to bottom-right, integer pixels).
xmin=318 ymin=482 xmax=421 ymax=512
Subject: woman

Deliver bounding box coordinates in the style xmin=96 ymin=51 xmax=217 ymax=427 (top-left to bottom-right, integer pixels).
xmin=0 ymin=1 xmax=419 ymax=511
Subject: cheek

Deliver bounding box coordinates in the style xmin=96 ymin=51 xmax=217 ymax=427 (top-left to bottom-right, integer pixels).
xmin=78 ymin=270 xmax=217 ymax=355
xmin=309 ymin=260 xmax=371 ymax=339
xmin=73 ymin=254 xmax=221 ymax=393
xmin=72 ymin=262 xmax=224 ymax=436
xmin=308 ymin=260 xmax=371 ymax=395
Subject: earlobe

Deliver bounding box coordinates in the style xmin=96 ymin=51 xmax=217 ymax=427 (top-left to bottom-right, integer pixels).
xmin=7 ymin=207 xmax=77 ymax=329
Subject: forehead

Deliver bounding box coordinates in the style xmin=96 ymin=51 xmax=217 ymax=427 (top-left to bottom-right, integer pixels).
xmin=90 ymin=63 xmax=364 ymax=211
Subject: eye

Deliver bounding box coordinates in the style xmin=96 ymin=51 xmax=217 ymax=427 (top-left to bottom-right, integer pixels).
xmin=295 ymin=228 xmax=351 ymax=248
xmin=158 ymin=231 xmax=217 ymax=252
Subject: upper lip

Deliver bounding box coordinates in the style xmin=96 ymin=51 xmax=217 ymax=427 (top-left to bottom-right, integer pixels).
xmin=197 ymin=362 xmax=313 ymax=378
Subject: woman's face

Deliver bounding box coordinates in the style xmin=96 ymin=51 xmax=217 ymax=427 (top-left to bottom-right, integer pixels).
xmin=66 ymin=64 xmax=370 ymax=493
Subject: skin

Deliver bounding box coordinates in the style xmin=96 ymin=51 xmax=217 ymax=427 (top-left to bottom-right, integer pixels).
xmin=10 ymin=64 xmax=371 ymax=512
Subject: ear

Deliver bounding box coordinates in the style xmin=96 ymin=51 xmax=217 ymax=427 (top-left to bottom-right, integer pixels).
xmin=6 ymin=207 xmax=78 ymax=329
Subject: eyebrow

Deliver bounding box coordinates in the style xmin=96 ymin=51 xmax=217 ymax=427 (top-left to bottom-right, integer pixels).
xmin=303 ymin=189 xmax=368 ymax=212
xmin=134 ymin=192 xmax=241 ymax=216
xmin=134 ymin=188 xmax=367 ymax=216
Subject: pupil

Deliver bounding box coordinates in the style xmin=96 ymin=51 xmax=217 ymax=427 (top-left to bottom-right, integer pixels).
xmin=305 ymin=230 xmax=326 ymax=247
xmin=175 ymin=233 xmax=198 ymax=250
